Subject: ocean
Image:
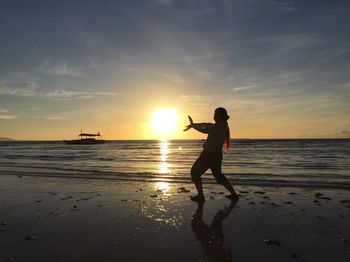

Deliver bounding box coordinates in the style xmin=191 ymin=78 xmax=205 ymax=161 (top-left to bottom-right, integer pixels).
xmin=0 ymin=139 xmax=349 ymax=189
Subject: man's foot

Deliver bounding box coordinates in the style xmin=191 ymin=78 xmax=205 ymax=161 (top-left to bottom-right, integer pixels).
xmin=226 ymin=193 xmax=240 ymax=203
xmin=190 ymin=195 xmax=205 ymax=202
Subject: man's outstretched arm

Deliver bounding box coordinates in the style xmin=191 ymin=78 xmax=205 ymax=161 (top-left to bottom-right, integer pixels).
xmin=183 ymin=115 xmax=213 ymax=134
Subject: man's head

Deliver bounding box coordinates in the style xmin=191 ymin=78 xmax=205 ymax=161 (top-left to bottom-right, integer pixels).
xmin=214 ymin=107 xmax=230 ymax=123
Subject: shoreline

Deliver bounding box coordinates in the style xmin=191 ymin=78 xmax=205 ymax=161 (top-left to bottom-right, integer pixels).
xmin=1 ymin=175 xmax=349 ymax=261
xmin=1 ymin=173 xmax=350 ymax=191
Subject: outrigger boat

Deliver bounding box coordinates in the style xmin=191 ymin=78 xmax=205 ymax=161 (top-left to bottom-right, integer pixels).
xmin=64 ymin=132 xmax=105 ymax=145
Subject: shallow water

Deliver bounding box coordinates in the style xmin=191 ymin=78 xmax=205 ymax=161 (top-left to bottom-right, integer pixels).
xmin=0 ymin=139 xmax=349 ymax=189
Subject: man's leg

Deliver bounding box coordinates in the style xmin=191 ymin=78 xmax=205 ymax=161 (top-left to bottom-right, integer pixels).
xmin=210 ymin=154 xmax=239 ymax=200
xmin=191 ymin=153 xmax=208 ymax=202
xmin=193 ymin=178 xmax=205 ymax=200
xmin=221 ymin=177 xmax=238 ymax=197
xmin=213 ymin=172 xmax=238 ymax=196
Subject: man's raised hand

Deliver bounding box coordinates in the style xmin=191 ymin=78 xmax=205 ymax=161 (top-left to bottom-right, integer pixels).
xmin=188 ymin=115 xmax=193 ymax=125
xmin=183 ymin=115 xmax=194 ymax=131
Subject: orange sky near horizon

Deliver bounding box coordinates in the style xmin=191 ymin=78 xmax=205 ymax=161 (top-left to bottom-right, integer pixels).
xmin=1 ymin=103 xmax=349 ymax=140
xmin=1 ymin=76 xmax=349 ymax=140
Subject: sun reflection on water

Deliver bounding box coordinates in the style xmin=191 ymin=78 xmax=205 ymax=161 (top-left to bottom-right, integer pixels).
xmin=140 ymin=181 xmax=184 ymax=229
xmin=154 ymin=181 xmax=170 ymax=192
xmin=139 ymin=141 xmax=184 ymax=228
xmin=139 ymin=200 xmax=183 ymax=229
xmin=158 ymin=163 xmax=169 ymax=174
xmin=157 ymin=140 xmax=171 ymax=174
xmin=160 ymin=140 xmax=169 ymax=156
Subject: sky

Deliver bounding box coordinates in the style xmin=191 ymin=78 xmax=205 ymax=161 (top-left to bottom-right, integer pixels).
xmin=0 ymin=0 xmax=349 ymax=140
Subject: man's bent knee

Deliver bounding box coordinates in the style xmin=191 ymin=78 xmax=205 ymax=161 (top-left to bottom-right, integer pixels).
xmin=213 ymin=173 xmax=227 ymax=184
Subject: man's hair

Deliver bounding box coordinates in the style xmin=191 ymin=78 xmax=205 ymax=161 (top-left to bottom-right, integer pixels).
xmin=215 ymin=107 xmax=230 ymax=120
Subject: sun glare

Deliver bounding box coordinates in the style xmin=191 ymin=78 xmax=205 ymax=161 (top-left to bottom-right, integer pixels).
xmin=154 ymin=181 xmax=170 ymax=192
xmin=151 ymin=108 xmax=179 ymax=138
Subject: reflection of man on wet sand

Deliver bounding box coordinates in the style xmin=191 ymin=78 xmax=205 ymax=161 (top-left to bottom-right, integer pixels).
xmin=191 ymin=201 xmax=237 ymax=262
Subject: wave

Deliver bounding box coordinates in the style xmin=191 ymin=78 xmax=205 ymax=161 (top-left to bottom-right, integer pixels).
xmin=1 ymin=139 xmax=349 ymax=190
xmin=1 ymin=170 xmax=350 ymax=190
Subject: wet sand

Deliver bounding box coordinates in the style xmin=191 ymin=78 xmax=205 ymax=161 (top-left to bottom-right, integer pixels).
xmin=0 ymin=175 xmax=349 ymax=262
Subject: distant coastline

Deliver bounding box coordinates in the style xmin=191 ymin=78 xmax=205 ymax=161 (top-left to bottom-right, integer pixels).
xmin=0 ymin=137 xmax=16 ymax=141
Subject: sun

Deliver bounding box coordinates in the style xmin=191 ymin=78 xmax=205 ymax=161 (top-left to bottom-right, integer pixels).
xmin=151 ymin=108 xmax=179 ymax=138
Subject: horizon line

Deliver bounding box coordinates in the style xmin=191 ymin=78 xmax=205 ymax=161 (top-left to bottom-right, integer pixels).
xmin=1 ymin=137 xmax=350 ymax=142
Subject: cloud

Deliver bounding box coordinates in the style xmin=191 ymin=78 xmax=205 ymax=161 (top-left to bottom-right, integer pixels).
xmin=299 ymin=130 xmax=350 ymax=138
xmin=37 ymin=60 xmax=82 ymax=77
xmin=16 ymin=107 xmax=101 ymax=121
xmin=0 ymin=79 xmax=122 ymax=99
xmin=42 ymin=115 xmax=67 ymax=120
xmin=0 ymin=80 xmax=38 ymax=96
xmin=222 ymin=0 xmax=296 ymax=17
xmin=196 ymin=71 xmax=212 ymax=79
xmin=156 ymin=0 xmax=173 ymax=6
xmin=54 ymin=24 xmax=106 ymax=51
xmin=176 ymin=94 xmax=212 ymax=108
xmin=340 ymin=130 xmax=350 ymax=137
xmin=168 ymin=0 xmax=216 ymax=16
xmin=154 ymin=72 xmax=184 ymax=84
xmin=0 ymin=104 xmax=16 ymax=119
xmin=271 ymin=1 xmax=296 ymax=13
xmin=232 ymin=85 xmax=256 ymax=91
xmin=0 ymin=114 xmax=16 ymax=120
xmin=41 ymin=90 xmax=123 ymax=99
xmin=49 ymin=65 xmax=81 ymax=77
xmin=0 ymin=106 xmax=8 ymax=114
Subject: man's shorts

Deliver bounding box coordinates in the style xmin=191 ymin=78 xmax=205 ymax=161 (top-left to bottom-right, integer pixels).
xmin=191 ymin=151 xmax=226 ymax=184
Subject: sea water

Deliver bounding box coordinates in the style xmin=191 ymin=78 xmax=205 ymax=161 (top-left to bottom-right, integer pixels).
xmin=0 ymin=139 xmax=349 ymax=189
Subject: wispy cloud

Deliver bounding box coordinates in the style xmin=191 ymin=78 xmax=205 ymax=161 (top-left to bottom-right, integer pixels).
xmin=232 ymin=85 xmax=257 ymax=91
xmin=41 ymin=90 xmax=123 ymax=100
xmin=0 ymin=80 xmax=38 ymax=96
xmin=340 ymin=130 xmax=350 ymax=137
xmin=0 ymin=106 xmax=8 ymax=113
xmin=195 ymin=70 xmax=212 ymax=79
xmin=156 ymin=0 xmax=173 ymax=6
xmin=54 ymin=24 xmax=106 ymax=51
xmin=176 ymin=94 xmax=212 ymax=108
xmin=0 ymin=114 xmax=16 ymax=120
xmin=0 ymin=80 xmax=122 ymax=99
xmin=271 ymin=1 xmax=296 ymax=13
xmin=154 ymin=72 xmax=184 ymax=84
xmin=298 ymin=130 xmax=350 ymax=138
xmin=19 ymin=107 xmax=101 ymax=121
xmin=37 ymin=60 xmax=82 ymax=77
xmin=0 ymin=104 xmax=16 ymax=119
xmin=41 ymin=115 xmax=66 ymax=120
xmin=155 ymin=0 xmax=215 ymax=15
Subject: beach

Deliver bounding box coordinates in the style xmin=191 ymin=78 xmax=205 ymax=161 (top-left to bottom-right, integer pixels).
xmin=1 ymin=175 xmax=349 ymax=262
